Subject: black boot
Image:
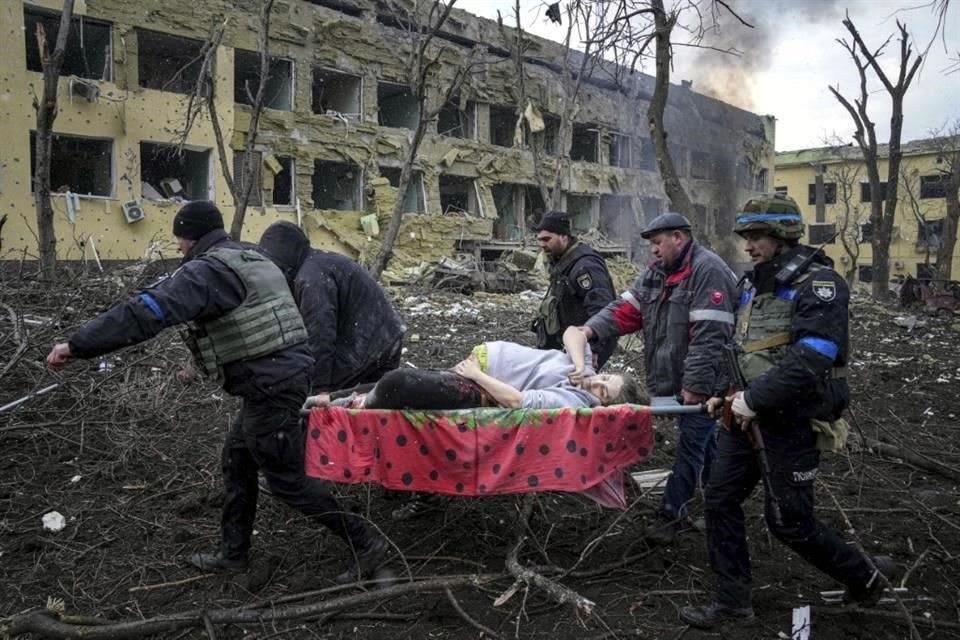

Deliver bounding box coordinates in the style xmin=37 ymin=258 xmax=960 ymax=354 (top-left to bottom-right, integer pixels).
xmin=643 ymin=512 xmax=679 ymax=546
xmin=189 ymin=550 xmax=248 ymax=573
xmin=679 ymin=602 xmax=755 ymax=629
xmin=335 ymin=529 xmax=388 ymax=584
xmin=843 ymin=556 xmax=901 ymax=606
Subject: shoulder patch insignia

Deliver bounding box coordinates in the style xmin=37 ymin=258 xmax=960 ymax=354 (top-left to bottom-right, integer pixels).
xmin=710 ymin=290 xmax=724 ymax=305
xmin=812 ymin=280 xmax=836 ymax=302
xmin=577 ymin=272 xmax=593 ymax=290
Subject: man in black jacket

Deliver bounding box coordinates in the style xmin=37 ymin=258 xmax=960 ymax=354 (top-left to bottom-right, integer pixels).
xmin=46 ymin=202 xmax=387 ymax=583
xmin=259 ymin=221 xmax=406 ymax=397
xmin=531 ymin=211 xmax=618 ymax=367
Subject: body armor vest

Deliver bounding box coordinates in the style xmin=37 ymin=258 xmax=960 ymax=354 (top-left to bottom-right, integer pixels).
xmin=735 ymin=265 xmax=826 ymax=384
xmin=185 ymin=248 xmax=307 ymax=377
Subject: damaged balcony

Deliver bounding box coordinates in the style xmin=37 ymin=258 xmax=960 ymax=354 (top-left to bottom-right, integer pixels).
xmin=140 ymin=142 xmax=211 ymax=201
xmin=313 ymin=68 xmax=363 ymax=120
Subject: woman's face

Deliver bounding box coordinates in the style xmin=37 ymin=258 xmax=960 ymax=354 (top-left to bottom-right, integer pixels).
xmin=583 ymin=374 xmax=624 ymax=405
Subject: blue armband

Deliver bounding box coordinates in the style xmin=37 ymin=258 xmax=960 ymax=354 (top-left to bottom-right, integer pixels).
xmin=797 ymin=336 xmax=838 ymax=362
xmin=138 ymin=293 xmax=165 ymax=322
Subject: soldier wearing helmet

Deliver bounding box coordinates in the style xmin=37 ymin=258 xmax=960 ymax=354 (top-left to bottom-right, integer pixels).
xmin=580 ymin=211 xmax=737 ymax=546
xmin=681 ymin=194 xmax=899 ymax=628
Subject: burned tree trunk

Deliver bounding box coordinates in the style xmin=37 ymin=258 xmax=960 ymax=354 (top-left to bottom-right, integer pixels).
xmin=647 ymin=0 xmax=693 ymax=224
xmin=31 ymin=0 xmax=76 ymax=278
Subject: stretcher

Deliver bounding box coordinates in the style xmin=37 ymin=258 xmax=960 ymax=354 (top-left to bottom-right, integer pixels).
xmin=303 ymin=399 xmax=704 ymax=509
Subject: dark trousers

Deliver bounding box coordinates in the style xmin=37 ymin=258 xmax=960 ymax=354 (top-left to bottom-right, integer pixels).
xmin=704 ymin=422 xmax=873 ymax=608
xmin=660 ymin=412 xmax=717 ymax=520
xmin=221 ymin=378 xmax=369 ymax=560
xmin=330 ymin=337 xmax=404 ymax=392
xmin=362 ymin=369 xmax=485 ymax=409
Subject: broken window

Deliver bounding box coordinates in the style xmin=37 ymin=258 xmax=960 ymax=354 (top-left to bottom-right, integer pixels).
xmin=807 ymin=182 xmax=837 ymax=205
xmin=489 ymin=105 xmax=516 ymax=148
xmin=233 ymin=150 xmax=263 ymax=207
xmin=857 ymin=264 xmax=873 ymax=283
xmin=858 ymin=221 xmax=873 ymax=243
xmin=492 ymin=183 xmax=522 ymax=240
xmin=608 ymin=133 xmax=631 ymax=168
xmin=807 ymin=222 xmax=836 ymax=244
xmin=920 ymin=174 xmax=949 ymax=199
xmin=774 ymin=185 xmax=788 ymax=197
xmin=140 ymin=142 xmax=210 ymax=201
xmin=439 ymin=174 xmax=479 ymax=215
xmin=690 ymin=151 xmax=711 ymax=179
xmin=29 ymin=132 xmax=113 ymax=197
xmin=137 ymin=29 xmax=204 ymax=94
xmin=377 ymin=82 xmax=418 ymax=129
xmin=540 ymin=114 xmax=561 ymax=155
xmin=860 ymin=181 xmax=887 ymax=202
xmin=633 ymin=138 xmax=657 ymax=172
xmin=640 ymin=197 xmax=662 ymax=226
xmin=599 ymin=195 xmax=633 ymax=242
xmin=313 ymin=68 xmax=362 ymax=119
xmin=438 ymin=96 xmax=475 ymax=138
xmin=24 ymin=8 xmax=111 ymax=81
xmin=755 ymin=168 xmax=769 ymax=192
xmin=524 ymin=187 xmax=547 ymax=232
xmin=570 ymin=124 xmax=598 ymax=163
xmin=271 ymin=156 xmax=295 ymax=206
xmin=380 ymin=167 xmax=425 ymax=214
xmin=566 ymin=194 xmax=596 ymax=232
xmin=234 ymin=50 xmax=293 ymax=110
xmin=312 ymin=161 xmax=362 ymax=210
xmin=917 ymin=218 xmax=944 ymax=247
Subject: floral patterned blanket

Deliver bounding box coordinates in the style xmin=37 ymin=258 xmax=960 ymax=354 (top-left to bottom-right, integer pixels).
xmin=304 ymin=405 xmax=654 ymax=509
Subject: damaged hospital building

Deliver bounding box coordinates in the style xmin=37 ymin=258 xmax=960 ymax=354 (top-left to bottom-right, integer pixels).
xmin=1 ymin=0 xmax=774 ymax=275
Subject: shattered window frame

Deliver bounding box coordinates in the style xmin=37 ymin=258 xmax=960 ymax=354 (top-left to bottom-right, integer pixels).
xmin=599 ymin=194 xmax=634 ymax=242
xmin=920 ymin=174 xmax=949 ymax=199
xmin=565 ymin=193 xmax=596 ymax=232
xmin=491 ymin=182 xmax=523 ymax=241
xmin=489 ymin=104 xmax=517 ymax=148
xmin=24 ymin=7 xmax=112 ymax=82
xmin=234 ymin=49 xmax=295 ymax=111
xmin=917 ymin=218 xmax=944 ymax=248
xmin=807 ymin=222 xmax=837 ymax=244
xmin=139 ymin=142 xmax=213 ymax=202
xmin=312 ymin=160 xmax=364 ymax=211
xmin=313 ymin=67 xmax=364 ymax=120
xmin=233 ymin=150 xmax=264 ymax=207
xmin=272 ymin=156 xmax=296 ymax=207
xmin=29 ymin=131 xmax=115 ymax=198
xmin=857 ymin=264 xmax=873 ymax=282
xmin=437 ymin=96 xmax=476 ymax=139
xmin=438 ymin=173 xmax=480 ymax=216
xmin=807 ymin=182 xmax=837 ymax=205
xmin=377 ymin=81 xmax=419 ymax=129
xmin=607 ymin=132 xmax=632 ymax=169
xmin=380 ymin=166 xmax=426 ymax=214
xmin=136 ymin=29 xmax=205 ymax=95
xmin=570 ymin=124 xmax=599 ymax=163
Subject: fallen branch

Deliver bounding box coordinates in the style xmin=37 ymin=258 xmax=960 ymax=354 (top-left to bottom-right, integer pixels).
xmin=863 ymin=436 xmax=960 ymax=483
xmin=1 ymin=575 xmax=495 ymax=639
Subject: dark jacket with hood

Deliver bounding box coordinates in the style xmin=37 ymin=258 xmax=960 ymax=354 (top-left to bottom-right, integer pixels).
xmin=259 ymin=222 xmax=406 ymax=392
xmin=68 ymin=229 xmax=313 ymax=398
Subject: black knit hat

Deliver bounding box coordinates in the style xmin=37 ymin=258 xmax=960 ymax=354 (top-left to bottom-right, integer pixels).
xmin=172 ymin=201 xmax=224 ymax=240
xmin=533 ymin=210 xmax=572 ymax=236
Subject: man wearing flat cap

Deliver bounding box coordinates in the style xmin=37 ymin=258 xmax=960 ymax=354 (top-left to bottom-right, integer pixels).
xmin=531 ymin=210 xmax=618 ymax=368
xmin=581 ymin=212 xmax=736 ymax=545
xmin=47 ymin=201 xmax=388 ymax=583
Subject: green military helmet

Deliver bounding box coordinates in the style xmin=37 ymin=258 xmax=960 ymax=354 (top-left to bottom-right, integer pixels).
xmin=734 ymin=193 xmax=805 ymax=241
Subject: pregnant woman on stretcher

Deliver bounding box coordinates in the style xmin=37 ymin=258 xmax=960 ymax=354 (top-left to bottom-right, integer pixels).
xmin=307 ymin=327 xmax=646 ymax=411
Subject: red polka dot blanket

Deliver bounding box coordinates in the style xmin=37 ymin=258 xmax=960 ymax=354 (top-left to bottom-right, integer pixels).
xmin=304 ymin=405 xmax=654 ymax=509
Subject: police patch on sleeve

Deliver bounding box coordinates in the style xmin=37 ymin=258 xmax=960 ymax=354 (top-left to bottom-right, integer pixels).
xmin=812 ymin=280 xmax=836 ymax=302
xmin=576 ymin=272 xmax=593 ymax=290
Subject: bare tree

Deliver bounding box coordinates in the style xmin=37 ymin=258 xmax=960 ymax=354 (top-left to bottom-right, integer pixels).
xmin=31 ymin=0 xmax=76 ymax=277
xmin=829 ymin=15 xmax=922 ymax=299
xmin=899 ymin=163 xmax=940 ymax=276
xmin=824 ymin=140 xmax=865 ymax=283
xmin=178 ymin=0 xmax=277 ymax=241
xmin=370 ymin=0 xmax=492 ymax=280
xmin=931 ymin=123 xmax=960 ymax=280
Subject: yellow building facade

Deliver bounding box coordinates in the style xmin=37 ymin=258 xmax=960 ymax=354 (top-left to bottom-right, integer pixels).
xmin=775 ymin=139 xmax=958 ymax=283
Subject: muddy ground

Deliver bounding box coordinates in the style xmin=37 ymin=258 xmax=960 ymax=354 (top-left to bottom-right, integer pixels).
xmin=1 ymin=264 xmax=959 ymax=639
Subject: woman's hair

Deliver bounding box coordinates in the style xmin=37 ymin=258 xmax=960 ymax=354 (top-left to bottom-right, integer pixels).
xmin=608 ymin=373 xmax=647 ymax=405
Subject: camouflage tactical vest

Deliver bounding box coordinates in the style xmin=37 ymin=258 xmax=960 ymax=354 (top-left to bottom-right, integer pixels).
xmin=734 ymin=265 xmax=826 ymax=383
xmin=185 ymin=247 xmax=307 ymax=377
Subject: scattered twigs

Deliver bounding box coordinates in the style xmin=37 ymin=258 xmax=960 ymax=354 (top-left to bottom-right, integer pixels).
xmin=862 ymin=436 xmax=960 ymax=483
xmin=445 ymin=586 xmax=503 ymax=640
